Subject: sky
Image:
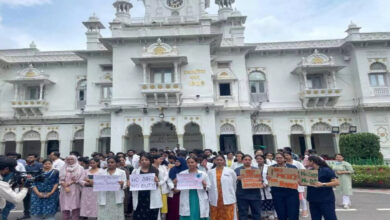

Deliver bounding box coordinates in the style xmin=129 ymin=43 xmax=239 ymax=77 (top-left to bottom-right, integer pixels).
xmin=0 ymin=0 xmax=389 ymax=51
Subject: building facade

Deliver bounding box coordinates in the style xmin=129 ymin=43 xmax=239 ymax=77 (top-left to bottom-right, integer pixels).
xmin=1 ymin=0 xmax=390 ymax=161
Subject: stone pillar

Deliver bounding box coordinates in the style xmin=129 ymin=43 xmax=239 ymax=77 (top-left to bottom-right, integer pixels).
xmin=14 ymin=85 xmax=19 ymax=101
xmin=40 ymin=141 xmax=47 ymax=158
xmin=178 ymin=134 xmax=184 ymax=150
xmin=174 ymin=62 xmax=179 ymax=83
xmin=142 ymin=63 xmax=147 ymax=84
xmin=333 ymin=134 xmax=340 ymax=154
xmin=305 ymin=134 xmax=312 ymax=150
xmin=0 ymin=142 xmax=5 ymax=155
xmin=143 ymin=135 xmax=150 ymax=152
xmin=16 ymin=141 xmax=23 ymax=155
xmin=39 ymin=83 xmax=44 ymax=100
xmin=303 ymin=72 xmax=308 ymax=89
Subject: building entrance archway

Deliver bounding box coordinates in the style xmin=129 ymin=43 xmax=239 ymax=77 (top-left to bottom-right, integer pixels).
xmin=150 ymin=121 xmax=178 ymax=150
xmin=311 ymin=122 xmax=336 ymax=157
xmin=47 ymin=131 xmax=59 ymax=156
xmin=98 ymin=128 xmax=111 ymax=154
xmin=3 ymin=132 xmax=16 ymax=155
xmin=290 ymin=124 xmax=306 ymax=156
xmin=22 ymin=131 xmax=41 ymax=158
xmin=73 ymin=129 xmax=84 ymax=156
xmin=125 ymin=124 xmax=144 ymax=153
xmin=220 ymin=123 xmax=237 ymax=153
xmin=184 ymin=122 xmax=203 ymax=152
xmin=252 ymin=124 xmax=275 ymax=153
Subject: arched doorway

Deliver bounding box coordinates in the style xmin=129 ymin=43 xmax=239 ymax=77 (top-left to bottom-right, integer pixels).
xmin=22 ymin=131 xmax=41 ymax=158
xmin=125 ymin=124 xmax=144 ymax=153
xmin=252 ymin=124 xmax=275 ymax=153
xmin=220 ymin=123 xmax=237 ymax=153
xmin=3 ymin=132 xmax=16 ymax=154
xmin=183 ymin=122 xmax=203 ymax=152
xmin=311 ymin=122 xmax=335 ymax=156
xmin=98 ymin=128 xmax=111 ymax=154
xmin=46 ymin=131 xmax=59 ymax=156
xmin=73 ymin=129 xmax=84 ymax=156
xmin=150 ymin=122 xmax=178 ymax=150
xmin=290 ymin=124 xmax=306 ymax=156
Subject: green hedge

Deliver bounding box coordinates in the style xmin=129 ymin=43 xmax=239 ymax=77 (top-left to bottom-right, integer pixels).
xmin=352 ymin=165 xmax=390 ymax=188
xmin=339 ymin=133 xmax=383 ymax=162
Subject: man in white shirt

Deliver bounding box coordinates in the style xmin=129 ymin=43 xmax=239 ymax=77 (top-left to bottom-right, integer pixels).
xmin=125 ymin=150 xmax=139 ymax=169
xmin=0 ymin=157 xmax=28 ymax=209
xmin=49 ymin=152 xmax=65 ymax=171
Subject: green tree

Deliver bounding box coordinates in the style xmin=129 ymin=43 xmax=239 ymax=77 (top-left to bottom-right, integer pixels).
xmin=339 ymin=133 xmax=383 ymax=162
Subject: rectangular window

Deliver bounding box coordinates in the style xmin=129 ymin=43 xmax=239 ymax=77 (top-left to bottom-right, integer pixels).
xmin=250 ymin=81 xmax=265 ymax=94
xmin=102 ymin=86 xmax=112 ymax=100
xmin=219 ymin=83 xmax=231 ymax=96
xmin=79 ymin=90 xmax=85 ymax=101
xmin=151 ymin=67 xmax=173 ymax=83
xmin=307 ymin=75 xmax=324 ymax=89
xmin=370 ymin=73 xmax=387 ymax=87
xmin=26 ymin=86 xmax=40 ymax=100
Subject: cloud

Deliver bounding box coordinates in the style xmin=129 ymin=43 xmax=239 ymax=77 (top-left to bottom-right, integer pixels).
xmin=0 ymin=0 xmax=51 ymax=6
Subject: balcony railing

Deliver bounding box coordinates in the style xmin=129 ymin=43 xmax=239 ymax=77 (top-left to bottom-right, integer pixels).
xmin=11 ymin=100 xmax=48 ymax=116
xmin=300 ymin=88 xmax=342 ymax=108
xmin=372 ymin=87 xmax=390 ymax=96
xmin=140 ymin=83 xmax=182 ymax=94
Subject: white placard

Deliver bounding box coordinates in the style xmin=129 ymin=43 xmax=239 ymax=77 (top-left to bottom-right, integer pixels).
xmin=130 ymin=173 xmax=157 ymax=191
xmin=93 ymin=175 xmax=121 ymax=192
xmin=176 ymin=173 xmax=203 ymax=190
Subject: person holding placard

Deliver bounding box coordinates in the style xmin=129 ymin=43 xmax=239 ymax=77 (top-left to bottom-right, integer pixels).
xmin=256 ymin=155 xmax=276 ymax=220
xmin=331 ymin=154 xmax=354 ymax=209
xmin=208 ymin=155 xmax=237 ymax=220
xmin=306 ymin=156 xmax=339 ymax=220
xmin=269 ymin=153 xmax=299 ymax=220
xmin=80 ymin=158 xmax=103 ymax=219
xmin=151 ymin=154 xmax=170 ymax=218
xmin=284 ymin=151 xmax=309 ymax=218
xmin=131 ymin=154 xmax=162 ymax=220
xmin=167 ymin=157 xmax=188 ymax=220
xmin=177 ymin=156 xmax=210 ymax=220
xmin=97 ymin=156 xmax=127 ymax=220
xmin=235 ymin=154 xmax=262 ymax=220
xmin=59 ymin=155 xmax=84 ymax=220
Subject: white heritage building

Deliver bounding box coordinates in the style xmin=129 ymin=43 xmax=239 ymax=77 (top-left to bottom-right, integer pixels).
xmin=1 ymin=0 xmax=390 ymax=161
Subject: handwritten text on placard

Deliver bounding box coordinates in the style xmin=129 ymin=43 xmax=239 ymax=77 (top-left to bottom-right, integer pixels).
xmin=93 ymin=175 xmax=121 ymax=192
xmin=130 ymin=173 xmax=157 ymax=191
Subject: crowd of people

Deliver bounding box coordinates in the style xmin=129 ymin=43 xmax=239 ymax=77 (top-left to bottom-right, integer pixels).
xmin=0 ymin=146 xmax=355 ymax=220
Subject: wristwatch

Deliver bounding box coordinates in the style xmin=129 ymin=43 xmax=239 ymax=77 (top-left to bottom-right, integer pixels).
xmin=322 ymin=183 xmax=326 ymax=187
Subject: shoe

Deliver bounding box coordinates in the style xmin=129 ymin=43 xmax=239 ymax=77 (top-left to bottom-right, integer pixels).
xmin=343 ymin=205 xmax=350 ymax=209
xmin=17 ymin=216 xmax=30 ymax=220
xmin=268 ymin=215 xmax=275 ymax=220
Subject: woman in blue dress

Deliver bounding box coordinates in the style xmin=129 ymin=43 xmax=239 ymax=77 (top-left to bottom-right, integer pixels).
xmin=30 ymin=159 xmax=59 ymax=220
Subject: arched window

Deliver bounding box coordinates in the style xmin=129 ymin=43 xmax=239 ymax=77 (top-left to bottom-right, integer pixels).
xmin=249 ymin=71 xmax=266 ymax=94
xmin=76 ymin=80 xmax=87 ymax=109
xmin=369 ymin=62 xmax=388 ymax=87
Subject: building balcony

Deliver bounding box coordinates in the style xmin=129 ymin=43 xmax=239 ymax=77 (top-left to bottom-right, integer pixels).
xmin=300 ymin=88 xmax=342 ymax=108
xmin=11 ymin=100 xmax=48 ymax=117
xmin=370 ymin=87 xmax=390 ymax=97
xmin=140 ymin=83 xmax=182 ymax=106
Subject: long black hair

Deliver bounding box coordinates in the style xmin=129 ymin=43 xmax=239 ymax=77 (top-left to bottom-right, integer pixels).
xmin=308 ymin=156 xmax=330 ymax=168
xmin=140 ymin=154 xmax=159 ymax=176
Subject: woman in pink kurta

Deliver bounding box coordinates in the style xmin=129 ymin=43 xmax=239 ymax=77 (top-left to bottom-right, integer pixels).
xmin=59 ymin=155 xmax=84 ymax=220
xmin=80 ymin=158 xmax=103 ymax=218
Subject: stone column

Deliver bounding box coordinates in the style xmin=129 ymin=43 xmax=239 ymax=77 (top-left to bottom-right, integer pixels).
xmin=303 ymin=71 xmax=308 ymax=89
xmin=0 ymin=142 xmax=5 ymax=155
xmin=333 ymin=134 xmax=340 ymax=154
xmin=39 ymin=83 xmax=44 ymax=100
xmin=40 ymin=141 xmax=47 ymax=158
xmin=142 ymin=63 xmax=147 ymax=84
xmin=177 ymin=134 xmax=184 ymax=150
xmin=305 ymin=134 xmax=312 ymax=150
xmin=16 ymin=141 xmax=23 ymax=155
xmin=174 ymin=62 xmax=179 ymax=83
xmin=143 ymin=135 xmax=150 ymax=152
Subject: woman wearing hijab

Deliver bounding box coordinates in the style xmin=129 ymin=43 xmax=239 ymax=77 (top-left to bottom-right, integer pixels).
xmin=59 ymin=155 xmax=84 ymax=220
xmin=167 ymin=157 xmax=188 ymax=220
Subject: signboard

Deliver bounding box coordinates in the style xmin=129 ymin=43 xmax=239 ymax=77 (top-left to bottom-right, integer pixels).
xmin=267 ymin=167 xmax=299 ymax=189
xmin=298 ymin=169 xmax=318 ymax=186
xmin=93 ymin=175 xmax=121 ymax=192
xmin=176 ymin=173 xmax=203 ymax=190
xmin=240 ymin=169 xmax=263 ymax=189
xmin=130 ymin=173 xmax=157 ymax=191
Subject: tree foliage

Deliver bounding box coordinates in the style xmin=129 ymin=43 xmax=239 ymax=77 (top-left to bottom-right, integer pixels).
xmin=339 ymin=133 xmax=383 ymax=161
